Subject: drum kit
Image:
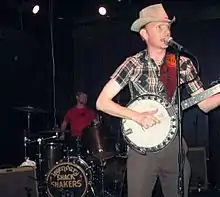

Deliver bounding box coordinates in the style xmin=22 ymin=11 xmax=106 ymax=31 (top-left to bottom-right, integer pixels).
xmin=14 ymin=105 xmax=127 ymax=197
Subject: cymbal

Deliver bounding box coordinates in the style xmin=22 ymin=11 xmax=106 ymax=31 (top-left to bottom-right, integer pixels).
xmin=13 ymin=105 xmax=47 ymax=113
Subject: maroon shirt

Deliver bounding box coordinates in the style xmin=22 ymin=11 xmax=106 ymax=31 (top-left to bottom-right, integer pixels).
xmin=64 ymin=107 xmax=96 ymax=137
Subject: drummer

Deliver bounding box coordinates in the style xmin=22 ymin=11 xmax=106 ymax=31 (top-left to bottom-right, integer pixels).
xmin=61 ymin=91 xmax=96 ymax=138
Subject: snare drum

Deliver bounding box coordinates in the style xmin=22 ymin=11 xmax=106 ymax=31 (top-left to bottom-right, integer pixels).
xmin=45 ymin=156 xmax=92 ymax=197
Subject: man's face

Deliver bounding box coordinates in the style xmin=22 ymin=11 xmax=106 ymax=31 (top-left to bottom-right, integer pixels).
xmin=76 ymin=92 xmax=88 ymax=105
xmin=140 ymin=21 xmax=171 ymax=49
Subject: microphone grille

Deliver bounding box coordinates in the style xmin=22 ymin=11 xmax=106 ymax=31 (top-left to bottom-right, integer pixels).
xmin=165 ymin=37 xmax=173 ymax=45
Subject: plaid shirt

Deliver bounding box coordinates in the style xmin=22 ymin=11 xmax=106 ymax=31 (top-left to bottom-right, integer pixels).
xmin=111 ymin=50 xmax=203 ymax=101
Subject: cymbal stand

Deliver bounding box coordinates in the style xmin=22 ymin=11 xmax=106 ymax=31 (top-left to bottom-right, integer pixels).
xmin=27 ymin=111 xmax=31 ymax=132
xmin=36 ymin=137 xmax=46 ymax=197
xmin=100 ymin=161 xmax=105 ymax=197
xmin=76 ymin=136 xmax=81 ymax=157
xmin=88 ymin=182 xmax=96 ymax=197
xmin=23 ymin=129 xmax=29 ymax=160
xmin=99 ymin=160 xmax=114 ymax=197
xmin=37 ymin=138 xmax=43 ymax=180
xmin=119 ymin=165 xmax=127 ymax=197
xmin=23 ymin=111 xmax=31 ymax=161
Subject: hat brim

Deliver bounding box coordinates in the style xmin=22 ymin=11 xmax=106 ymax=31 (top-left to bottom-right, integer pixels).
xmin=130 ymin=16 xmax=176 ymax=32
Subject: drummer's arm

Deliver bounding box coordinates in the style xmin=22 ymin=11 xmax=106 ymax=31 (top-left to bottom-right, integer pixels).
xmin=89 ymin=110 xmax=97 ymax=126
xmin=61 ymin=120 xmax=68 ymax=133
xmin=60 ymin=120 xmax=68 ymax=140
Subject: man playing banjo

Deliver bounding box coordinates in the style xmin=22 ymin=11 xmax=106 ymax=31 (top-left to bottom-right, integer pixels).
xmin=96 ymin=3 xmax=220 ymax=197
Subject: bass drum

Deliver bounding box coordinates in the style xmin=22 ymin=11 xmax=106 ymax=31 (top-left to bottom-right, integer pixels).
xmin=45 ymin=157 xmax=93 ymax=197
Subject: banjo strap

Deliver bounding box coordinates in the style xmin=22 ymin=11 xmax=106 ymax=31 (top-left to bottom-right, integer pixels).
xmin=160 ymin=52 xmax=177 ymax=103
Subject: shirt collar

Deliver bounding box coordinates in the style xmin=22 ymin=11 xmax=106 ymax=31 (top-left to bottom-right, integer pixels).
xmin=143 ymin=49 xmax=166 ymax=67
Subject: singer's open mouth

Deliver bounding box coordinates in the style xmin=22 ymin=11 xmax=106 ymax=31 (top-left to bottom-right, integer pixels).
xmin=161 ymin=39 xmax=167 ymax=44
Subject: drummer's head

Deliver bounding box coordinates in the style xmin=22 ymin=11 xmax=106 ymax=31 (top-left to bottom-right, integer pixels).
xmin=76 ymin=92 xmax=88 ymax=105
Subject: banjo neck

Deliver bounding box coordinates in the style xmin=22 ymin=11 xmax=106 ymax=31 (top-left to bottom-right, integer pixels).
xmin=181 ymin=84 xmax=220 ymax=110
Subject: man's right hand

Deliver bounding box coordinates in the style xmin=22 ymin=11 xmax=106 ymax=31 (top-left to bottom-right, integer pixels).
xmin=132 ymin=109 xmax=160 ymax=129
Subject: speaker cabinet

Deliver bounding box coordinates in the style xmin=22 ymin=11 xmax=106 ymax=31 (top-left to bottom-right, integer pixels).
xmin=0 ymin=166 xmax=38 ymax=197
xmin=188 ymin=147 xmax=208 ymax=190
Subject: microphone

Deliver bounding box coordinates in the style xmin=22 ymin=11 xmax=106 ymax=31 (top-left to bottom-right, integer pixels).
xmin=165 ymin=37 xmax=200 ymax=73
xmin=165 ymin=37 xmax=184 ymax=51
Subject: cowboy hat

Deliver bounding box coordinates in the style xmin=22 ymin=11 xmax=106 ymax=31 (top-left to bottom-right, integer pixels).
xmin=131 ymin=4 xmax=175 ymax=32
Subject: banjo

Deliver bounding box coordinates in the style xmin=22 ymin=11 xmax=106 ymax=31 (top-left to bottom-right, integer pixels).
xmin=121 ymin=83 xmax=220 ymax=154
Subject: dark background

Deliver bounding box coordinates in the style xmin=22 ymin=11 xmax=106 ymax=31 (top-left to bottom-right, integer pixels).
xmin=0 ymin=0 xmax=220 ymax=188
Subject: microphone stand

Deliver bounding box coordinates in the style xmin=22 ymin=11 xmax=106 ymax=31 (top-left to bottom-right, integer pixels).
xmin=168 ymin=38 xmax=200 ymax=197
xmin=173 ymin=46 xmax=185 ymax=197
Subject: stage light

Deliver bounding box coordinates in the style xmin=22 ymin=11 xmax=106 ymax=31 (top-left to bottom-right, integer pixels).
xmin=98 ymin=7 xmax=107 ymax=16
xmin=32 ymin=5 xmax=40 ymax=14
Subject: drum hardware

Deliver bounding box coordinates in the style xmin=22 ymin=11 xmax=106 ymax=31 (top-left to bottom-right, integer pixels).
xmin=65 ymin=136 xmax=83 ymax=157
xmin=23 ymin=110 xmax=32 ymax=161
xmin=38 ymin=129 xmax=61 ymax=134
xmin=19 ymin=133 xmax=60 ymax=196
xmin=13 ymin=105 xmax=48 ymax=114
xmin=13 ymin=105 xmax=48 ymax=162
xmin=36 ymin=137 xmax=43 ymax=181
xmin=26 ymin=134 xmax=59 ymax=192
xmin=14 ymin=105 xmax=128 ymax=196
xmin=118 ymin=164 xmax=127 ymax=197
xmin=63 ymin=132 xmax=87 ymax=161
xmin=82 ymin=122 xmax=116 ymax=162
xmin=35 ymin=135 xmax=58 ymax=168
xmin=24 ymin=129 xmax=31 ymax=160
xmin=100 ymin=162 xmax=106 ymax=197
xmin=12 ymin=105 xmax=58 ymax=197
xmin=91 ymin=155 xmax=127 ymax=197
xmin=76 ymin=136 xmax=82 ymax=156
xmin=89 ymin=158 xmax=113 ymax=197
xmin=88 ymin=182 xmax=96 ymax=197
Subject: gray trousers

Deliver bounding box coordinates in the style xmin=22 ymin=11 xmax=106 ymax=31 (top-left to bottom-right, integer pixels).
xmin=127 ymin=137 xmax=191 ymax=197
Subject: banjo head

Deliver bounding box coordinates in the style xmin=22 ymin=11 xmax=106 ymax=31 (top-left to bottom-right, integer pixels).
xmin=121 ymin=94 xmax=177 ymax=154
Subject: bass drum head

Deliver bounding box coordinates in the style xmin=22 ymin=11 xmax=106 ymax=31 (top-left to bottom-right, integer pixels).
xmin=45 ymin=159 xmax=90 ymax=197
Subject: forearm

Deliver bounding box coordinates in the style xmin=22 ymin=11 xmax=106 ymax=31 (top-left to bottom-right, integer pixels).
xmin=198 ymin=94 xmax=220 ymax=113
xmin=96 ymin=98 xmax=139 ymax=120
xmin=61 ymin=122 xmax=67 ymax=132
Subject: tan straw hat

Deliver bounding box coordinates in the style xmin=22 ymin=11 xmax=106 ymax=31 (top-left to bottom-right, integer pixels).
xmin=131 ymin=3 xmax=175 ymax=32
